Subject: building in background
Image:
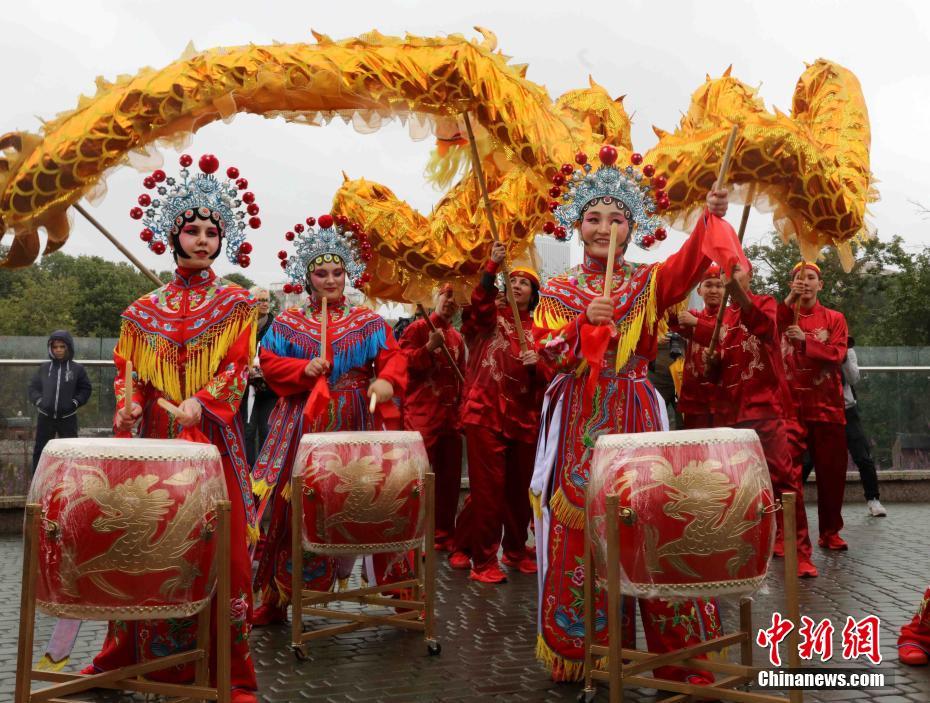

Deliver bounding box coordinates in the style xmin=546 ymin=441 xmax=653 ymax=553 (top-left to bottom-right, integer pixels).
xmin=535 ymin=236 xmax=572 ymax=282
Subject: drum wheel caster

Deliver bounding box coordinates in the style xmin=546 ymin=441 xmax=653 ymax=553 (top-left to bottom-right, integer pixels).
xmin=292 ymin=645 xmax=307 ymax=661
xmin=577 ymin=687 xmax=596 ymax=702
xmin=426 ymin=640 xmax=442 ymax=656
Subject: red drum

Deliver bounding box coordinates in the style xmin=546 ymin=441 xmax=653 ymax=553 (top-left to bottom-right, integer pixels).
xmin=586 ymin=428 xmax=775 ymax=598
xmin=295 ymin=431 xmax=428 ymax=554
xmin=28 ymin=438 xmax=227 ymax=620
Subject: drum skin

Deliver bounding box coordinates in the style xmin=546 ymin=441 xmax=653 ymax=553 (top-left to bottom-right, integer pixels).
xmin=586 ymin=428 xmax=776 ymax=599
xmin=28 ymin=438 xmax=227 ymax=620
xmin=294 ymin=431 xmax=428 ymax=555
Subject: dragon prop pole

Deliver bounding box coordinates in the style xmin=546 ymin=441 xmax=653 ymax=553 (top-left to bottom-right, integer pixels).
xmin=73 ymin=203 xmax=162 ymax=286
xmin=462 ymin=111 xmax=529 ymax=353
xmin=416 ymin=303 xmax=466 ymax=383
xmin=707 ymin=182 xmax=757 ymax=357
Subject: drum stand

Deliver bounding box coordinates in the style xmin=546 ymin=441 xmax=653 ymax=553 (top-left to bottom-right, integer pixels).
xmin=15 ymin=500 xmax=234 ymax=703
xmin=289 ymin=471 xmax=440 ymax=659
xmin=579 ymin=492 xmax=804 ymax=703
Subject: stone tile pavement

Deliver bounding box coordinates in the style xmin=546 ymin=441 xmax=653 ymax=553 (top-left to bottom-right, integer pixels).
xmin=1 ymin=503 xmax=928 ymax=702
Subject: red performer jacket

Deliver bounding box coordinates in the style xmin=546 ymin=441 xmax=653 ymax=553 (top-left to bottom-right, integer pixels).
xmin=778 ymin=301 xmax=848 ymax=425
xmin=670 ymin=305 xmax=720 ymax=417
xmin=399 ymin=313 xmax=466 ymax=437
xmin=114 ymin=266 xmax=259 ymax=537
xmin=692 ymin=293 xmax=795 ymax=426
xmin=460 ymin=261 xmax=548 ymax=443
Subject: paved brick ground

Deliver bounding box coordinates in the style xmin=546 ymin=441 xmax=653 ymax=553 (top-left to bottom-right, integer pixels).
xmin=2 ymin=503 xmax=929 ymax=702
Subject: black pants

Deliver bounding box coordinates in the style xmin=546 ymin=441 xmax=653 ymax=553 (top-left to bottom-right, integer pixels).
xmin=802 ymin=405 xmax=880 ymax=500
xmin=32 ymin=413 xmax=79 ymax=472
xmin=245 ymin=395 xmax=276 ymax=467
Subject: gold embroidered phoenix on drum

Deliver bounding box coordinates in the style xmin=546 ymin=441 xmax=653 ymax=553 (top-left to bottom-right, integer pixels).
xmin=608 ymin=449 xmax=770 ymax=578
xmin=310 ymin=448 xmax=427 ymax=540
xmin=52 ymin=465 xmax=223 ymax=602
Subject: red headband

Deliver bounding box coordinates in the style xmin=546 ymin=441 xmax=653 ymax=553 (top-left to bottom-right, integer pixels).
xmin=792 ymin=261 xmax=822 ymax=278
xmin=701 ymin=264 xmax=722 ymax=282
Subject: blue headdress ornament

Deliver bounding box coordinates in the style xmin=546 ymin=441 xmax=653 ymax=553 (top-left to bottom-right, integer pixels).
xmin=280 ymin=214 xmax=372 ymax=292
xmin=545 ymin=146 xmax=669 ymax=249
xmin=132 ymin=154 xmax=259 ymax=267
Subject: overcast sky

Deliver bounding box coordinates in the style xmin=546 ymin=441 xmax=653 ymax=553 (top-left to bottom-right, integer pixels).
xmin=3 ymin=0 xmax=929 ymax=287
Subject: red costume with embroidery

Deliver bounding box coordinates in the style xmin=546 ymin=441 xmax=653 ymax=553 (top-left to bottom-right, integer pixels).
xmin=692 ymin=293 xmax=814 ymax=564
xmin=778 ymin=300 xmax=848 ymax=541
xmin=88 ymin=267 xmax=258 ymax=692
xmin=251 ymin=299 xmax=409 ymax=607
xmin=530 ymin=224 xmax=724 ymax=682
xmin=399 ymin=313 xmax=465 ymax=545
xmin=459 ymin=261 xmax=547 ymax=572
xmin=671 ymin=303 xmax=720 ymax=429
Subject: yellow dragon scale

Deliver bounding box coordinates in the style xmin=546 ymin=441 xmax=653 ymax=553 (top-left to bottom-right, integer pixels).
xmin=0 ymin=29 xmax=873 ymax=299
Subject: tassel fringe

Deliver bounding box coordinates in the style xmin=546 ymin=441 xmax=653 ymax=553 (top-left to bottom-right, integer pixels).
xmin=252 ymin=478 xmax=274 ymax=502
xmin=246 ymin=523 xmax=259 ymax=547
xmin=549 ymin=487 xmax=585 ymax=530
xmin=535 ymin=635 xmax=600 ymax=682
xmin=614 ymin=269 xmax=659 ymax=372
xmin=529 ymin=490 xmax=542 ymax=520
xmin=117 ymin=301 xmax=255 ymax=403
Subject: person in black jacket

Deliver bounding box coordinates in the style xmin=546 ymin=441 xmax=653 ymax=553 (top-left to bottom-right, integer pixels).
xmin=28 ymin=330 xmax=92 ymax=471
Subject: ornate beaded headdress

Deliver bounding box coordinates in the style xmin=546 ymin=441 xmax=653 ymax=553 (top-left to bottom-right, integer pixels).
xmin=131 ymin=154 xmax=260 ymax=267
xmin=542 ymin=145 xmax=670 ymax=250
xmin=279 ymin=213 xmax=373 ymax=293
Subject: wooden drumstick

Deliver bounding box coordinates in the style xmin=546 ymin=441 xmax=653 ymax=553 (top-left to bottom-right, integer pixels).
xmin=369 ymin=392 xmax=378 ymax=415
xmin=319 ymin=296 xmax=328 ymax=362
xmin=123 ymin=360 xmax=133 ymax=411
xmin=157 ymin=397 xmax=186 ymax=419
xmin=604 ymin=222 xmax=619 ymax=299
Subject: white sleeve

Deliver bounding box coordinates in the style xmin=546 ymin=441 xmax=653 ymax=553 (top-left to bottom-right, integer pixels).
xmin=842 ymin=347 xmax=861 ymax=386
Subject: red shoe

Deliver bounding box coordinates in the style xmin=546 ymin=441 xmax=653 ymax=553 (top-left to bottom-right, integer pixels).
xmin=433 ymin=536 xmax=455 ymax=552
xmin=899 ymin=645 xmax=929 ymax=666
xmin=80 ymin=664 xmax=97 ymax=675
xmin=449 ymin=550 xmax=471 ymax=570
xmin=685 ymin=673 xmax=716 ymax=701
xmin=469 ymin=562 xmax=508 ymax=584
xmin=502 ymin=552 xmax=537 ymax=574
xmin=252 ymin=602 xmax=288 ymax=626
xmin=818 ymin=534 xmax=848 ymax=551
xmin=231 ymin=689 xmax=259 ymax=703
xmin=797 ymin=557 xmax=818 ymax=578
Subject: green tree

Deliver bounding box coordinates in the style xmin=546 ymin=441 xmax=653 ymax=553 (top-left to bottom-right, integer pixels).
xmin=0 ymin=271 xmax=80 ymax=335
xmin=744 ymin=235 xmax=920 ymax=346
xmin=220 ymin=272 xmax=255 ymax=290
xmin=39 ymin=253 xmax=156 ymax=337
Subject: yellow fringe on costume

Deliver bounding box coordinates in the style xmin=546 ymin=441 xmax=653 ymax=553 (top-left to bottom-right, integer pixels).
xmin=536 ymin=634 xmax=603 ymax=681
xmin=252 ymin=478 xmax=274 ymax=502
xmin=529 ymin=490 xmax=542 ymax=520
xmin=613 ymin=268 xmax=659 ymax=372
xmin=115 ymin=300 xmax=256 ymax=404
xmin=549 ymin=487 xmax=586 ymax=529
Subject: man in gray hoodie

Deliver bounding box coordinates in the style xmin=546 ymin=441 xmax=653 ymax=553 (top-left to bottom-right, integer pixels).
xmin=28 ymin=330 xmax=92 ymax=471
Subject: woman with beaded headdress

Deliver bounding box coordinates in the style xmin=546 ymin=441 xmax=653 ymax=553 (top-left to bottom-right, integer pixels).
xmin=83 ymin=154 xmax=261 ymax=702
xmin=530 ymin=146 xmax=739 ymax=684
xmin=250 ymin=213 xmax=409 ymax=626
